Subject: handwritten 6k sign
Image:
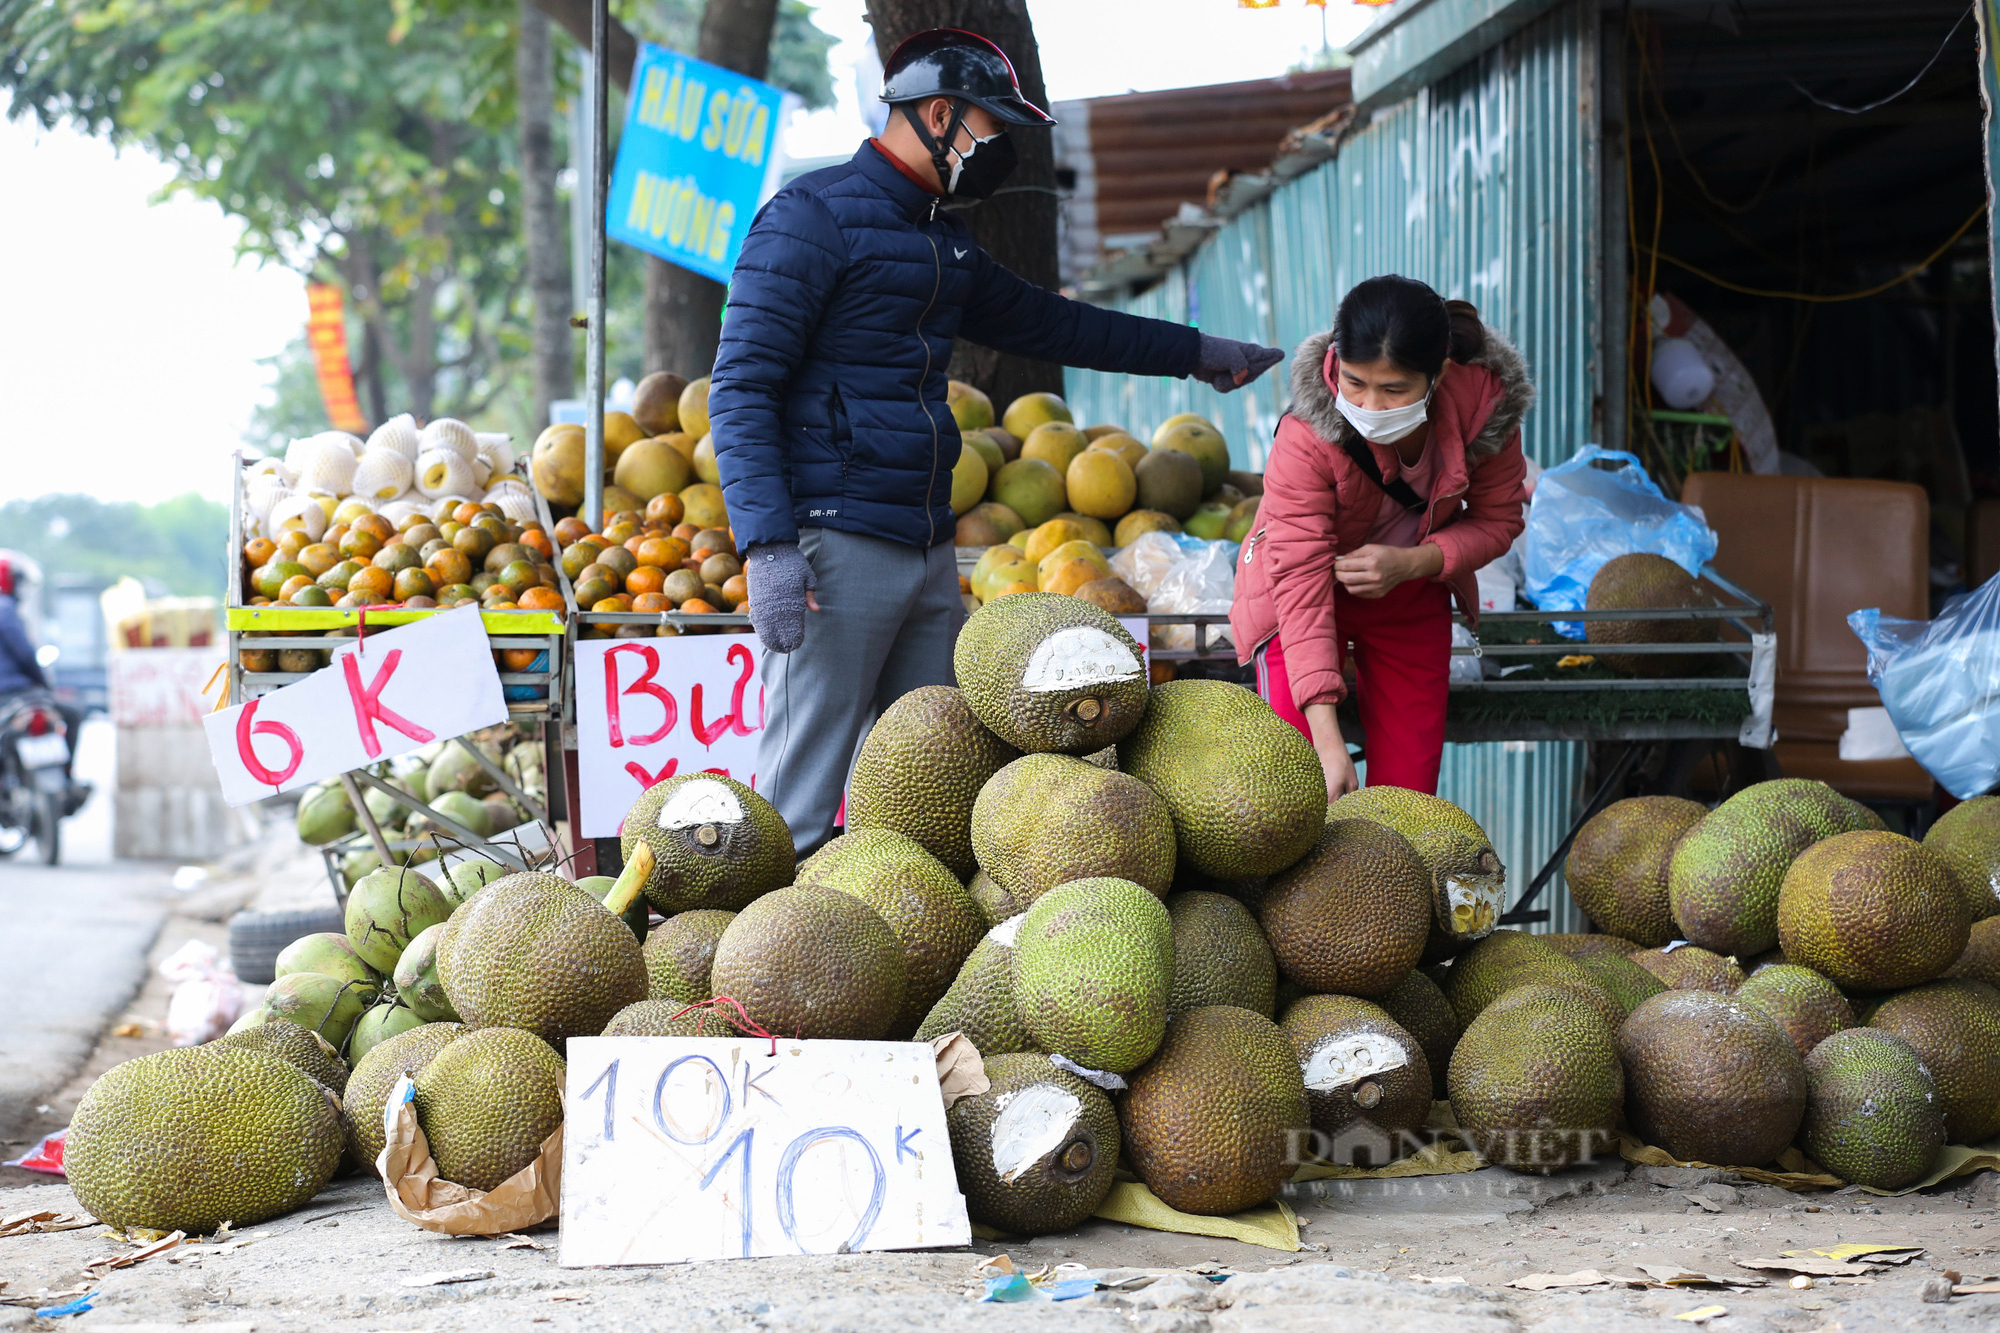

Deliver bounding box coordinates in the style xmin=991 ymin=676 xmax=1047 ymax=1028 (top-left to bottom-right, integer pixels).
xmin=572 ymin=635 xmax=764 ymax=837
xmin=202 ymin=607 xmax=507 ymax=806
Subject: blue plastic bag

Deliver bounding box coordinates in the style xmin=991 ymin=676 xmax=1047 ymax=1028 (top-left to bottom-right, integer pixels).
xmin=1848 ymin=573 xmax=2000 ymax=800
xmin=1522 ymin=446 xmax=1719 ymax=639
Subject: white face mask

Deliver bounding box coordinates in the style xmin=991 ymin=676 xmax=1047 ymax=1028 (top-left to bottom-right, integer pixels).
xmin=1334 ymin=382 xmax=1433 ymax=445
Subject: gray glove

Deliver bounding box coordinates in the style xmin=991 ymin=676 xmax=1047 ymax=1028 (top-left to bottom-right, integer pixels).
xmin=1195 ymin=333 xmax=1285 ymax=393
xmin=744 ymin=541 xmax=817 ymax=654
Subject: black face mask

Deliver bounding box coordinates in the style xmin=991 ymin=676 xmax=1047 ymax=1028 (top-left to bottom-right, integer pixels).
xmin=903 ymin=100 xmax=1018 ymax=200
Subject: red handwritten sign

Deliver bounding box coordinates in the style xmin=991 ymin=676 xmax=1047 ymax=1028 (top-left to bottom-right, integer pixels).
xmin=573 ymin=636 xmax=764 ymax=837
xmin=203 ymin=607 xmax=505 ymax=805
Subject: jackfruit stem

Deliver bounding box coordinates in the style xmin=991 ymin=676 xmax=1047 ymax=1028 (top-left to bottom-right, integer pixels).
xmin=603 ymin=842 xmax=654 ymax=917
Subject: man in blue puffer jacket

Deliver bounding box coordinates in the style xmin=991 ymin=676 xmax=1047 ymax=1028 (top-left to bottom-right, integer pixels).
xmin=709 ymin=28 xmax=1283 ymax=853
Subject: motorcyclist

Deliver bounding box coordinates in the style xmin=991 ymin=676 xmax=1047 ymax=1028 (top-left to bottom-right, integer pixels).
xmin=0 ymin=557 xmax=88 ymax=808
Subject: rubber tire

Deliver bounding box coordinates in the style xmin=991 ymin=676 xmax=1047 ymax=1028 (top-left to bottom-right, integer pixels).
xmin=34 ymin=790 xmax=59 ymax=866
xmin=229 ymin=906 xmax=348 ymax=985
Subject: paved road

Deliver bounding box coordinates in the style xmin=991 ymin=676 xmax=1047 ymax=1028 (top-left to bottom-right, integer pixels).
xmin=0 ymin=861 xmax=168 ymax=1140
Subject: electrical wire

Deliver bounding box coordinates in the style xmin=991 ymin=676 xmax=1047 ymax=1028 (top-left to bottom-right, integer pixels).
xmin=1637 ymin=200 xmax=1988 ymax=303
xmin=1785 ymin=3 xmax=1972 ymax=115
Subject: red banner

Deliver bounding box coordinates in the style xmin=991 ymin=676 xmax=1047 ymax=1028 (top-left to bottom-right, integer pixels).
xmin=305 ymin=283 xmax=370 ymax=435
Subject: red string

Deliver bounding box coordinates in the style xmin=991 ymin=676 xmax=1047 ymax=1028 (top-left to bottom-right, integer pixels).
xmin=667 ymin=995 xmax=778 ymax=1056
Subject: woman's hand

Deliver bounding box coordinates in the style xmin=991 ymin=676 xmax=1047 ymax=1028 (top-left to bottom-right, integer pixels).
xmin=1303 ymin=702 xmax=1360 ymax=799
xmin=1334 ymin=543 xmax=1445 ymax=599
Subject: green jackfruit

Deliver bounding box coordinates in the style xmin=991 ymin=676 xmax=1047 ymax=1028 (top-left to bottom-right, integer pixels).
xmin=1281 ymin=995 xmax=1431 ymax=1160
xmin=1925 ymin=796 xmax=2000 ymax=921
xmin=68 ymin=1046 xmax=343 ymax=1232
xmin=1618 ymin=990 xmax=1806 ymax=1167
xmin=644 ymin=909 xmax=735 ymax=1004
xmin=1571 ymin=949 xmax=1667 ymax=1015
xmin=1121 ymin=1005 xmax=1308 ymax=1215
xmin=1630 ymin=945 xmax=1745 ymax=994
xmin=341 ymin=1021 xmax=466 ymax=1175
xmin=1119 ymin=679 xmax=1325 ymax=880
xmin=1777 ymin=831 xmax=1969 ymax=992
xmin=620 ymin=772 xmax=794 ymax=914
xmin=845 ymin=685 xmax=1018 ymax=878
xmin=946 ymin=1053 xmax=1120 ymax=1235
xmin=1945 ymin=915 xmax=2000 ymax=987
xmin=1013 ymin=877 xmax=1172 ymax=1073
xmin=414 ymin=1026 xmax=565 ymax=1192
xmin=1166 ymin=891 xmax=1276 ymax=1016
xmin=1668 ymin=779 xmax=1874 ymax=957
xmin=1448 ymin=984 xmax=1622 ymax=1173
xmin=916 ymin=917 xmax=1034 ymax=1056
xmin=1735 ymin=963 xmax=1853 ymax=1059
xmin=436 ymin=871 xmax=647 ymax=1045
xmin=972 ymin=752 xmax=1178 ymax=905
xmin=211 ymin=1018 xmax=348 ymax=1095
xmin=1866 ymin=979 xmax=2000 ymax=1142
xmin=796 ymin=828 xmax=987 ymax=1036
xmin=955 ymin=593 xmax=1150 ymax=753
xmin=1378 ymin=969 xmax=1460 ymax=1098
xmin=1541 ymin=933 xmax=1647 ymax=958
xmin=1584 ymin=553 xmax=1718 ymax=676
xmin=707 ymin=884 xmax=906 ymax=1040
xmin=1330 ymin=788 xmax=1506 ymax=946
xmin=1799 ymin=1028 xmax=1944 ymax=1191
xmin=1565 ymin=796 xmax=1707 ymax=947
xmin=602 ymin=999 xmax=738 ymax=1037
xmin=1258 ymin=819 xmax=1431 ymax=999
xmin=967 ymin=870 xmax=1021 ymax=928
xmin=1439 ymin=930 xmax=1624 ymax=1034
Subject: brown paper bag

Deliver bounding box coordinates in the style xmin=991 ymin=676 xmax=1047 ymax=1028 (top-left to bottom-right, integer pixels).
xmin=378 ymin=1076 xmax=562 ymax=1235
xmin=928 ymin=1032 xmax=989 ymax=1107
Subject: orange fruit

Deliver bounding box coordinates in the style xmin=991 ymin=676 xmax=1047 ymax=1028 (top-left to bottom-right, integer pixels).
xmin=578 ymin=562 xmax=620 ymax=591
xmin=603 ymin=521 xmax=640 ymax=545
xmin=348 ymin=565 xmax=396 ymax=601
xmin=680 ymin=598 xmax=719 ymax=615
xmin=591 ymin=596 xmax=625 ymax=613
xmin=297 ymin=543 xmax=340 ymax=577
xmin=499 ymin=647 xmax=542 ymax=670
xmin=244 ymin=537 xmax=276 ymax=567
xmin=426 ymin=548 xmax=473 ymax=587
xmin=517 ymin=586 xmax=565 ymax=611
xmin=991 ymin=580 xmax=1037 ymax=599
xmin=393 ymin=568 xmax=436 ymax=601
xmin=624 ymin=533 xmax=650 ymax=557
xmin=278 ymin=574 xmax=315 ymax=601
xmin=554 ymin=516 xmax=593 ymax=547
xmin=671 ymin=522 xmax=700 ymax=543
xmin=646 ymin=493 xmax=686 ymax=527
xmin=339 ymin=527 xmax=383 ymax=562
xmin=635 ymin=538 xmax=677 ymax=569
xmin=453 ymin=501 xmax=486 ymax=526
xmin=631 ymin=592 xmax=672 ymax=614
xmin=352 ymin=513 xmax=395 ymax=543
xmin=596 ymin=546 xmax=639 ymax=582
xmin=721 ymin=574 xmax=748 ymax=608
xmin=276 ymin=530 xmax=311 ymax=558
xmin=626 ymin=566 xmax=667 ymax=595
xmin=519 ymin=528 xmax=554 ymax=560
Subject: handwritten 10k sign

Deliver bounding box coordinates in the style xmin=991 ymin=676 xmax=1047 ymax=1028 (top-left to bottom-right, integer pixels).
xmin=572 ymin=635 xmax=763 ymax=838
xmin=559 ymin=1036 xmax=968 ymax=1266
xmin=203 ymin=607 xmax=506 ymax=806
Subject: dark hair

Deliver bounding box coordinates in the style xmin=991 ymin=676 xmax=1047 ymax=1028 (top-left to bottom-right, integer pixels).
xmin=1332 ymin=275 xmax=1486 ymax=380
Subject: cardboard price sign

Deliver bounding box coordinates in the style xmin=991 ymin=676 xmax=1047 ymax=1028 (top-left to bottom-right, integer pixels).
xmin=572 ymin=636 xmax=763 ymax=837
xmin=559 ymin=1036 xmax=967 ymax=1266
xmin=203 ymin=607 xmax=506 ymax=806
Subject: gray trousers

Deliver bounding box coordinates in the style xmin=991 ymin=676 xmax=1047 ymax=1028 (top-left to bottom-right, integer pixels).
xmin=757 ymin=527 xmax=964 ymax=857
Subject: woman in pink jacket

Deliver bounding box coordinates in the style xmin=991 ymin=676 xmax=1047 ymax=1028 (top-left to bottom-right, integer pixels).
xmin=1231 ymin=275 xmax=1533 ymax=798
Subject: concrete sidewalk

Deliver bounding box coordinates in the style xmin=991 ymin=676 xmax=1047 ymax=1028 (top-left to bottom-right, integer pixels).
xmin=0 ymin=863 xmax=169 ymax=1140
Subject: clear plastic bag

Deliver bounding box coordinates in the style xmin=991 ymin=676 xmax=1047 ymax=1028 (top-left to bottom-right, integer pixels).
xmin=1110 ymin=532 xmax=1183 ymax=601
xmin=1522 ymin=446 xmax=1719 ymax=637
xmin=159 ymin=939 xmax=244 ymax=1046
xmin=1147 ymin=542 xmax=1237 ymax=653
xmin=1848 ymin=575 xmax=2000 ymax=799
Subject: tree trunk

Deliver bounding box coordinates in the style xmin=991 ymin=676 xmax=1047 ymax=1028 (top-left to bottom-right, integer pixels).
xmin=864 ymin=0 xmax=1063 ymax=408
xmin=642 ymin=0 xmax=782 ymax=379
xmin=518 ymin=0 xmax=574 ymax=430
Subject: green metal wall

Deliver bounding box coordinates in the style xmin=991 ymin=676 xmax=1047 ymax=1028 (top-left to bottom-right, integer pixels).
xmin=1065 ymin=0 xmax=1600 ymax=928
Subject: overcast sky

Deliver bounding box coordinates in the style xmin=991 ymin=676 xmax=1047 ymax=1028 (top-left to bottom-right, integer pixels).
xmin=0 ymin=0 xmax=1375 ymax=505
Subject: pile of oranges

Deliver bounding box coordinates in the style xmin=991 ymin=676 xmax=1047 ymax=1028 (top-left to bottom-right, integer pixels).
xmin=241 ymin=499 xmax=567 ymax=617
xmin=553 ymin=492 xmax=750 ymax=639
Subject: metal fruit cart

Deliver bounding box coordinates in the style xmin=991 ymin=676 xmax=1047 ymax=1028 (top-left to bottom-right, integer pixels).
xmin=223 ymin=451 xmax=571 ymax=892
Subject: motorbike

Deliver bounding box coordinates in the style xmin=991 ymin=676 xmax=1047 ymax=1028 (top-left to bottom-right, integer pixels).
xmin=0 ymin=691 xmax=85 ymax=865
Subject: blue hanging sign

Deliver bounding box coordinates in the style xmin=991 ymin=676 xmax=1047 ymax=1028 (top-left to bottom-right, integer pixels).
xmin=606 ymin=44 xmax=790 ymax=284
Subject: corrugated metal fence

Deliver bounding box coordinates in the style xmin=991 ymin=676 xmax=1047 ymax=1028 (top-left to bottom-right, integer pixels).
xmin=1065 ymin=1 xmax=1601 ymax=930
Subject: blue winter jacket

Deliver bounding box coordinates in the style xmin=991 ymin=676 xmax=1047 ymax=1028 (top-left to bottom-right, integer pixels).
xmin=709 ymin=142 xmax=1202 ymax=551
